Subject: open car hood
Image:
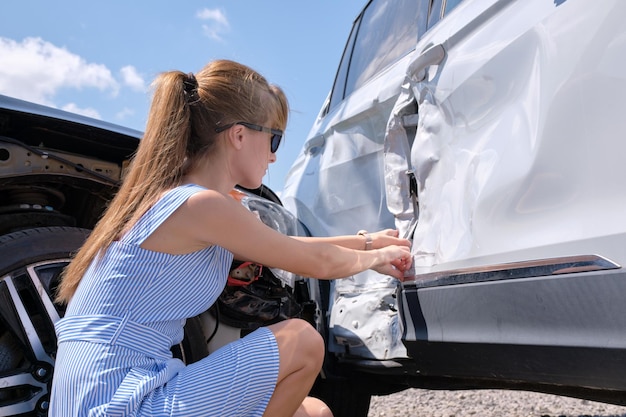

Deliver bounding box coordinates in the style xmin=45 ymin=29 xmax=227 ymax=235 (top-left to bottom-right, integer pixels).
xmin=0 ymin=94 xmax=140 ymax=164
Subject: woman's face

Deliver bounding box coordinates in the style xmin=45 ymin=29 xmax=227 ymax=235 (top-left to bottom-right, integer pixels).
xmin=236 ymin=120 xmax=278 ymax=189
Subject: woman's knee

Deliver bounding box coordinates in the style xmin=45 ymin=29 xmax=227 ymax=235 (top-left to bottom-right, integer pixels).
xmin=295 ymin=396 xmax=334 ymax=417
xmin=289 ymin=318 xmax=323 ymax=356
xmin=270 ymin=318 xmax=325 ymax=367
xmin=295 ymin=319 xmax=323 ymax=352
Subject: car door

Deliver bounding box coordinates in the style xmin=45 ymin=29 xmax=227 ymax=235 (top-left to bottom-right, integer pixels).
xmin=397 ymin=0 xmax=626 ymax=401
xmin=283 ymin=0 xmax=430 ymax=360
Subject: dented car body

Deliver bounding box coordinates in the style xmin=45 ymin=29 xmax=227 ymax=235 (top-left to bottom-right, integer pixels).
xmin=282 ymin=0 xmax=626 ymax=409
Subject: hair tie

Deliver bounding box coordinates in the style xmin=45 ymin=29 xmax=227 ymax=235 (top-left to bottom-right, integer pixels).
xmin=183 ymin=72 xmax=200 ymax=104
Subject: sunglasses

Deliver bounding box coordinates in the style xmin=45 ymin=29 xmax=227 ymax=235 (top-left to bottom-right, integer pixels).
xmin=215 ymin=121 xmax=283 ymax=153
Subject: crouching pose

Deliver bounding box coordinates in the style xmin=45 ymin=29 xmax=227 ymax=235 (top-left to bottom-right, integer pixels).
xmin=50 ymin=59 xmax=412 ymax=417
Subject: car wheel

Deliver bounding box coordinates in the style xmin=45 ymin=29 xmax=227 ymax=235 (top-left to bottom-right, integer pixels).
xmin=0 ymin=226 xmax=208 ymax=417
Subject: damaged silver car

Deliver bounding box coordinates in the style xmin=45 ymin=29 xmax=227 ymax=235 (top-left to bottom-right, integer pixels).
xmin=282 ymin=0 xmax=626 ymax=415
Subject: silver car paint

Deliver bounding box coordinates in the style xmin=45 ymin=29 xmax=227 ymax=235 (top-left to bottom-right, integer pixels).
xmin=404 ymin=0 xmax=626 ymax=268
xmin=283 ymin=52 xmax=415 ymax=360
xmin=283 ymin=0 xmax=626 ymax=359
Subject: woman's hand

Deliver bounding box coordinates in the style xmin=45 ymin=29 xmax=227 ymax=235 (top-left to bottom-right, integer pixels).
xmin=369 ymin=229 xmax=411 ymax=250
xmin=370 ymin=245 xmax=413 ymax=281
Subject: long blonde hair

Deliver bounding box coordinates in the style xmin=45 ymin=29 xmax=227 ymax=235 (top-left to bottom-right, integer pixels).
xmin=56 ymin=59 xmax=289 ymax=303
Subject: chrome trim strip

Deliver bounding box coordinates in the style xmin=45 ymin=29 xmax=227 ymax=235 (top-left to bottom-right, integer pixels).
xmin=411 ymin=254 xmax=621 ymax=289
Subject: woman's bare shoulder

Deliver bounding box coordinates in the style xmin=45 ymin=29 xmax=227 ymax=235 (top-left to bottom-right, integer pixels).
xmin=185 ymin=188 xmax=242 ymax=214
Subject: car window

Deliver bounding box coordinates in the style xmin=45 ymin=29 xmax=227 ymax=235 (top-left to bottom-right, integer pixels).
xmin=429 ymin=0 xmax=464 ymax=28
xmin=328 ymin=18 xmax=359 ymax=111
xmin=329 ymin=0 xmax=421 ymax=111
xmin=428 ymin=0 xmax=444 ymax=28
xmin=444 ymin=0 xmax=464 ymax=15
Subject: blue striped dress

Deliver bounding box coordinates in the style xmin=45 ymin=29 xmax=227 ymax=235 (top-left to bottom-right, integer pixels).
xmin=50 ymin=184 xmax=279 ymax=417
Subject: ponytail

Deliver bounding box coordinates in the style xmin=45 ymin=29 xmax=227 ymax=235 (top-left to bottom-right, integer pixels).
xmin=56 ymin=60 xmax=289 ymax=303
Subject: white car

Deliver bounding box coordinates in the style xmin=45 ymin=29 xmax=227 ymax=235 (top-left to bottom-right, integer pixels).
xmin=282 ymin=0 xmax=626 ymax=414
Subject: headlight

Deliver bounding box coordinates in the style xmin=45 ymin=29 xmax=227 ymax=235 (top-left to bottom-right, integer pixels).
xmin=234 ymin=190 xmax=309 ymax=287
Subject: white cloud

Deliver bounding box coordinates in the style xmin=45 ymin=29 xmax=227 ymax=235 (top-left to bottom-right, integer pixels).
xmin=61 ymin=102 xmax=101 ymax=119
xmin=196 ymin=8 xmax=230 ymax=41
xmin=0 ymin=36 xmax=120 ymax=106
xmin=115 ymin=107 xmax=135 ymax=121
xmin=196 ymin=8 xmax=228 ymax=25
xmin=120 ymin=65 xmax=146 ymax=92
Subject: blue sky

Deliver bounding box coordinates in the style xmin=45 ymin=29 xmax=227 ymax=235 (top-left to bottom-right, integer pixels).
xmin=0 ymin=1 xmax=365 ymax=193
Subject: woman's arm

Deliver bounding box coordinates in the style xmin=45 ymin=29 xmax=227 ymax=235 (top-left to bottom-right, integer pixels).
xmin=291 ymin=229 xmax=410 ymax=252
xmin=180 ymin=190 xmax=412 ymax=281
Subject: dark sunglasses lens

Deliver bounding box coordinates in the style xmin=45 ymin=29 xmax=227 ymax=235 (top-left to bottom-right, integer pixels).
xmin=271 ymin=134 xmax=281 ymax=153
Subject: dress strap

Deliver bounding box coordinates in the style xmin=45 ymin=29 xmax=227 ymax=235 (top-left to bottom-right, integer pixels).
xmin=121 ymin=184 xmax=207 ymax=245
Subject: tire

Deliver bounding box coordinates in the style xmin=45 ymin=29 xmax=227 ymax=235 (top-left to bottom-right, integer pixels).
xmin=0 ymin=227 xmax=89 ymax=416
xmin=0 ymin=226 xmax=91 ymax=275
xmin=0 ymin=227 xmax=209 ymax=417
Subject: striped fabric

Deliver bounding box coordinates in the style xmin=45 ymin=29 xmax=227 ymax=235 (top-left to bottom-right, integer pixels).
xmin=50 ymin=184 xmax=279 ymax=417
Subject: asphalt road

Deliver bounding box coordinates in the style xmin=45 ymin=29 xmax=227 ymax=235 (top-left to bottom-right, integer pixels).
xmin=368 ymin=388 xmax=626 ymax=417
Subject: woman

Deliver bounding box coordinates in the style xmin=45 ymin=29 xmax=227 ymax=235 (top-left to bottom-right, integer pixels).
xmin=50 ymin=59 xmax=412 ymax=417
